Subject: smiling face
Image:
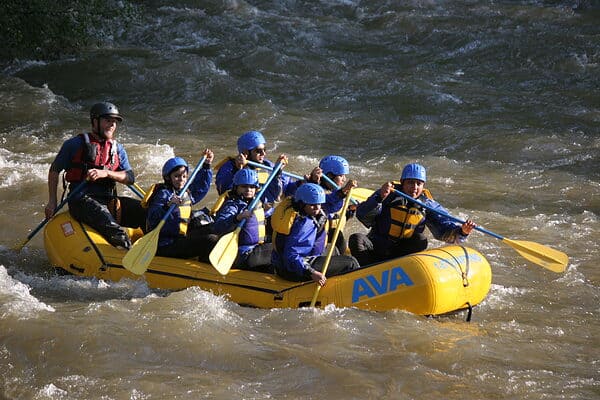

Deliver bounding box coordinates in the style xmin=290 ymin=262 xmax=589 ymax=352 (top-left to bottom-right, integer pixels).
xmin=331 ymin=173 xmax=346 ymax=187
xmin=236 ymin=184 xmax=257 ymax=200
xmin=303 ymin=203 xmax=322 ymax=217
xmin=401 ymin=178 xmax=424 ymax=199
xmin=247 ymin=146 xmax=266 ymax=163
xmin=168 ymin=166 xmax=188 ymax=191
xmin=93 ymin=116 xmax=119 ymax=139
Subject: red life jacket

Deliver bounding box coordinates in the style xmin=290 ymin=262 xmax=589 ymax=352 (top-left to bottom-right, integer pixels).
xmin=65 ymin=133 xmax=120 ymax=184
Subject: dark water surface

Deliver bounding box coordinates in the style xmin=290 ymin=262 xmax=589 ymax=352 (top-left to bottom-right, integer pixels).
xmin=1 ymin=1 xmax=598 ymax=399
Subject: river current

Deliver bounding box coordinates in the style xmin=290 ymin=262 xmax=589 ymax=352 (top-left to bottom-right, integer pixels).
xmin=1 ymin=1 xmax=598 ymax=399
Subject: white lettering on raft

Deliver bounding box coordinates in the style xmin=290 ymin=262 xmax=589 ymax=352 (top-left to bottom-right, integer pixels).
xmin=432 ymin=254 xmax=482 ymax=269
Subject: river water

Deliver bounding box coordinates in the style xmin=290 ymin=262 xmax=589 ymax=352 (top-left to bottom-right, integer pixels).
xmin=1 ymin=1 xmax=598 ymax=399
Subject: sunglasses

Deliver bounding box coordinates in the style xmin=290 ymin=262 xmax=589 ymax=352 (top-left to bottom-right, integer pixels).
xmin=252 ymin=147 xmax=266 ymax=155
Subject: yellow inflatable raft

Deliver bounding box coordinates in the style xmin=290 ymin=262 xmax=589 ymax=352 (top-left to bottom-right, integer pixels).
xmin=43 ymin=211 xmax=492 ymax=316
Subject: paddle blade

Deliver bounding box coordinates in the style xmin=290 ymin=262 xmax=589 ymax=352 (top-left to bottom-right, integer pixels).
xmin=209 ymin=228 xmax=240 ymax=275
xmin=351 ymin=187 xmax=374 ymax=203
xmin=503 ymin=238 xmax=568 ymax=273
xmin=122 ymin=221 xmax=163 ymax=275
xmin=14 ymin=216 xmax=52 ymax=252
xmin=12 ymin=239 xmax=28 ymax=252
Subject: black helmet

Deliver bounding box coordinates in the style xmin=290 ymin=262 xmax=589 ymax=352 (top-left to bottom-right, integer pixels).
xmin=90 ymin=102 xmax=123 ymax=122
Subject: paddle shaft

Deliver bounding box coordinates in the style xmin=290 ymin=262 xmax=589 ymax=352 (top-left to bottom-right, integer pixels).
xmin=21 ymin=180 xmax=144 ymax=252
xmin=388 ymin=187 xmax=567 ymax=271
xmin=128 ymin=183 xmax=146 ymax=199
xmin=158 ymin=155 xmax=208 ymax=227
xmin=15 ymin=180 xmax=88 ymax=251
xmin=245 ymin=160 xmax=359 ymax=204
xmin=390 ymin=188 xmax=501 ymax=239
xmin=122 ymin=154 xmax=208 ymax=275
xmin=246 ymin=160 xmax=303 ymax=181
xmin=309 ymin=187 xmax=354 ymax=307
xmin=209 ymin=161 xmax=284 ymax=275
xmin=234 ymin=161 xmax=284 ymax=231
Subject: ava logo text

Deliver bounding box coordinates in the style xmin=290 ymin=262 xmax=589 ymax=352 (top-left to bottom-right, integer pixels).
xmin=352 ymin=266 xmax=414 ymax=303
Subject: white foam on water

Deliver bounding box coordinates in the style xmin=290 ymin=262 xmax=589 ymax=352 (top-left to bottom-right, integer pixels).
xmin=1 ymin=59 xmax=48 ymax=75
xmin=37 ymin=383 xmax=68 ymax=399
xmin=481 ymin=283 xmax=531 ymax=311
xmin=124 ymin=142 xmax=175 ymax=183
xmin=12 ymin=267 xmax=156 ymax=303
xmin=170 ymin=286 xmax=242 ymax=326
xmin=0 ymin=265 xmax=55 ymax=317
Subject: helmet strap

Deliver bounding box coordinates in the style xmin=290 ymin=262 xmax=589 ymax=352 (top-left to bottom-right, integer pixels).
xmin=323 ymin=173 xmax=337 ymax=190
xmin=244 ymin=150 xmax=256 ymax=161
xmin=93 ymin=117 xmax=108 ymax=140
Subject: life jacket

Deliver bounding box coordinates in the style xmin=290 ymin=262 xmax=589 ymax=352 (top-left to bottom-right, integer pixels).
xmin=214 ymin=156 xmax=271 ymax=191
xmin=213 ymin=156 xmax=234 ymax=172
xmin=270 ymin=196 xmax=298 ymax=235
xmin=322 ymin=184 xmax=343 ymax=230
xmin=212 ymin=190 xmax=267 ymax=245
xmin=140 ymin=184 xmax=158 ymax=209
xmin=142 ymin=183 xmax=192 ymax=236
xmin=256 ymin=168 xmax=270 ymax=187
xmin=272 ymin=197 xmax=328 ymax=252
xmin=387 ymin=184 xmax=433 ymax=240
xmin=65 ymin=133 xmax=119 ymax=184
xmin=210 ymin=191 xmax=230 ymax=217
xmin=240 ymin=201 xmax=267 ymax=246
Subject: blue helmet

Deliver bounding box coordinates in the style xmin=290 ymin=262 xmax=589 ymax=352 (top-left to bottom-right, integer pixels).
xmin=237 ymin=130 xmax=266 ymax=153
xmin=294 ymin=183 xmax=326 ymax=205
xmin=233 ymin=168 xmax=259 ymax=187
xmin=319 ymin=155 xmax=349 ymax=176
xmin=162 ymin=157 xmax=188 ymax=178
xmin=401 ymin=163 xmax=426 ymax=182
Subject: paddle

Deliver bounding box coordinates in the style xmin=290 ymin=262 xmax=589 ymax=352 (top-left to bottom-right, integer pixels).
xmin=309 ymin=187 xmax=354 ymax=307
xmin=122 ymin=155 xmax=207 ymax=275
xmin=209 ymin=161 xmax=284 ymax=275
xmin=349 ymin=187 xmax=374 ymax=203
xmin=14 ymin=180 xmax=88 ymax=252
xmin=245 ymin=160 xmax=304 ymax=180
xmin=128 ymin=182 xmax=146 ymax=199
xmin=389 ymin=187 xmax=568 ymax=273
xmin=245 ymin=160 xmax=373 ymax=202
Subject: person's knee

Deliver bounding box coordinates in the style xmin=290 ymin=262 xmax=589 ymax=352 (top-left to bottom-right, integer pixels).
xmin=349 ymin=233 xmax=372 ymax=253
xmin=348 ymin=233 xmax=361 ymax=251
xmin=109 ymin=232 xmax=131 ymax=250
xmin=206 ymin=234 xmax=219 ymax=249
xmin=413 ymin=233 xmax=428 ymax=251
xmin=348 ymin=256 xmax=360 ymax=270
